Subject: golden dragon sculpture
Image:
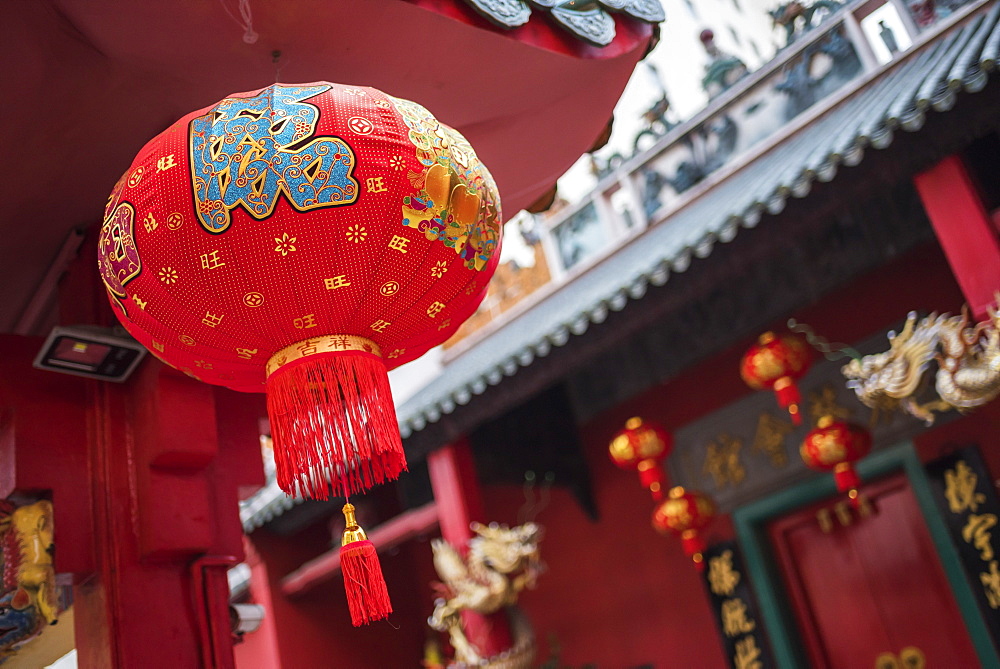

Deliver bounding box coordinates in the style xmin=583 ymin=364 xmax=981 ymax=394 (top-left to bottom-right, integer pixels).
xmin=428 ymin=521 xmax=543 ymax=669
xmin=842 ymin=301 xmax=1000 ymax=424
xmin=0 ymin=500 xmax=58 ymax=664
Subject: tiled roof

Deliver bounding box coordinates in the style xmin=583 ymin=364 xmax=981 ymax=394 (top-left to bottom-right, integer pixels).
xmin=242 ymin=4 xmax=1000 ymax=531
xmin=394 ymin=3 xmax=1000 ymax=438
xmin=461 ymin=0 xmax=665 ymax=46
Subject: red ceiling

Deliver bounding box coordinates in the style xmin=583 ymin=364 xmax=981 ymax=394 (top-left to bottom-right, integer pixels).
xmin=0 ymin=0 xmax=651 ymax=333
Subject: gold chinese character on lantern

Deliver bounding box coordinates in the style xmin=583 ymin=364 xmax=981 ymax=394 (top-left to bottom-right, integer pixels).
xmin=708 ymin=549 xmax=740 ymax=597
xmin=945 ymin=460 xmax=986 ymax=513
xmin=200 ymin=250 xmax=226 ymax=270
xmin=156 ymin=154 xmax=178 ymax=172
xmin=388 ymin=235 xmax=409 ymax=253
xmin=202 ymin=312 xmax=224 ymax=328
xmin=365 ymin=176 xmax=388 ymax=193
xmin=293 ymin=314 xmax=318 ymax=329
xmin=324 ymin=275 xmax=351 ymax=290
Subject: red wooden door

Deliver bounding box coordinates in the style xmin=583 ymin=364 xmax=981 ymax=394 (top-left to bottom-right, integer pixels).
xmin=768 ymin=472 xmax=980 ymax=668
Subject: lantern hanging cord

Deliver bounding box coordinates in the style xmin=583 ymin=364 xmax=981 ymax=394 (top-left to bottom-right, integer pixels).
xmin=218 ymin=0 xmax=259 ymax=44
xmin=787 ymin=319 xmax=861 ymax=361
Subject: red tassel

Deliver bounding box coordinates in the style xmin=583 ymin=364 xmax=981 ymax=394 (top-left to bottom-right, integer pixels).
xmin=637 ymin=460 xmax=666 ymax=501
xmin=681 ymin=530 xmax=707 ymax=571
xmin=773 ymin=377 xmax=802 ymax=425
xmin=266 ymin=345 xmax=407 ymax=499
xmin=340 ymin=504 xmax=392 ymax=626
xmin=834 ymin=463 xmax=861 ymax=494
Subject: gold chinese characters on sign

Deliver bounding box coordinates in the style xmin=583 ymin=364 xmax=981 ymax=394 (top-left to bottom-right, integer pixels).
xmin=703 ymin=435 xmax=746 ymax=489
xmin=942 ymin=458 xmax=1000 ymax=608
xmin=751 ymin=413 xmax=794 ymax=468
xmin=705 ymin=545 xmax=767 ymax=669
xmin=699 ymin=383 xmax=855 ymax=492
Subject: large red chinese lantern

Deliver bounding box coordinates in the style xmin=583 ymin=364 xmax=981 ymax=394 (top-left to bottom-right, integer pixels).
xmin=740 ymin=331 xmax=812 ymax=424
xmin=608 ymin=417 xmax=672 ymax=500
xmin=652 ymin=486 xmax=716 ymax=569
xmin=801 ymin=416 xmax=872 ymax=503
xmin=98 ymin=82 xmax=502 ymax=624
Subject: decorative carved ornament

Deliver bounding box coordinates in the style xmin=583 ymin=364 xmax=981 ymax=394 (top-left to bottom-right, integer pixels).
xmin=428 ymin=522 xmax=544 ymax=668
xmin=842 ymin=297 xmax=1000 ymax=424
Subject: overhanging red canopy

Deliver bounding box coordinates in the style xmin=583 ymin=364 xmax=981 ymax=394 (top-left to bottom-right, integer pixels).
xmin=0 ymin=0 xmax=655 ymax=332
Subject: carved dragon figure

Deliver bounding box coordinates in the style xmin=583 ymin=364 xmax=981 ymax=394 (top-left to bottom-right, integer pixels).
xmin=429 ymin=522 xmax=543 ymax=668
xmin=842 ymin=302 xmax=1000 ymax=425
xmin=936 ymin=305 xmax=1000 ymax=411
xmin=0 ymin=500 xmax=58 ymax=664
xmin=769 ymin=0 xmax=843 ymax=45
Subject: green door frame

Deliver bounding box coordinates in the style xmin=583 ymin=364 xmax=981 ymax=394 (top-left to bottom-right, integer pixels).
xmin=732 ymin=441 xmax=1000 ymax=668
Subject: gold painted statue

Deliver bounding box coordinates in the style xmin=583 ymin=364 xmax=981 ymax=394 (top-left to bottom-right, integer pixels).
xmin=842 ymin=300 xmax=1000 ymax=424
xmin=0 ymin=500 xmax=58 ymax=664
xmin=428 ymin=522 xmax=543 ymax=668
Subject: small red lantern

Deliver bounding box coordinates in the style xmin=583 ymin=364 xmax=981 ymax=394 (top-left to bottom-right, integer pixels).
xmin=99 ymin=82 xmax=502 ymax=625
xmin=652 ymin=486 xmax=716 ymax=569
xmin=740 ymin=331 xmax=812 ymax=424
xmin=608 ymin=417 xmax=673 ymax=500
xmin=800 ymin=416 xmax=872 ymax=502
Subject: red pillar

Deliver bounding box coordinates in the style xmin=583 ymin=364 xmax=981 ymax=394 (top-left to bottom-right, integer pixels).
xmin=1 ymin=333 xmax=265 ymax=667
xmin=914 ymin=154 xmax=1000 ymax=319
xmin=427 ymin=439 xmax=513 ymax=659
xmin=70 ymin=361 xmax=265 ymax=668
xmin=3 ymin=230 xmax=267 ymax=668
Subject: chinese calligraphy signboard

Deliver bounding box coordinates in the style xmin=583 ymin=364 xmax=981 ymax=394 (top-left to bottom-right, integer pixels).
xmin=926 ymin=445 xmax=1000 ymax=641
xmin=702 ymin=541 xmax=774 ymax=669
xmin=669 ymin=328 xmax=940 ymax=512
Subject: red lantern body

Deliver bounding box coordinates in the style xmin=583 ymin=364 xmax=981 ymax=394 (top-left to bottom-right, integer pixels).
xmin=608 ymin=417 xmax=673 ymax=500
xmin=98 ymin=82 xmax=502 ymax=500
xmin=740 ymin=331 xmax=812 ymax=424
xmin=652 ymin=486 xmax=716 ymax=568
xmin=800 ymin=416 xmax=873 ymax=496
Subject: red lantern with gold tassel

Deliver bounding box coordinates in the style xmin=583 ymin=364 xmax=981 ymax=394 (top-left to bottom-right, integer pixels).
xmin=800 ymin=416 xmax=872 ymax=505
xmin=740 ymin=331 xmax=812 ymax=424
xmin=652 ymin=486 xmax=716 ymax=569
xmin=98 ymin=82 xmax=502 ymax=625
xmin=608 ymin=417 xmax=673 ymax=500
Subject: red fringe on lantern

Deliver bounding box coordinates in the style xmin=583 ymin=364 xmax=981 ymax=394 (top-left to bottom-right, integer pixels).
xmin=267 ymin=350 xmax=407 ymax=499
xmin=341 ymin=539 xmax=392 ymax=626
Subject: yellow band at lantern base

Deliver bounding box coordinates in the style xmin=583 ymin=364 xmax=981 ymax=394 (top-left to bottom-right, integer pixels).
xmin=266 ymin=335 xmax=382 ymax=378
